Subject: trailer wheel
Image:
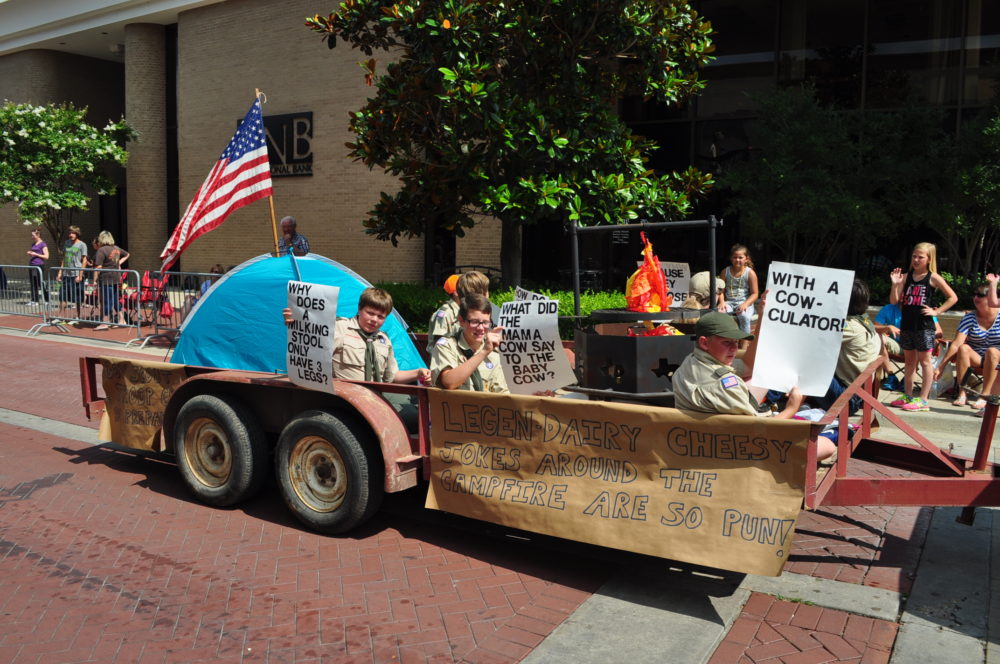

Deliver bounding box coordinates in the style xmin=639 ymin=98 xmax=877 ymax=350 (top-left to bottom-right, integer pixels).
xmin=174 ymin=393 xmax=268 ymax=507
xmin=275 ymin=410 xmax=383 ymax=534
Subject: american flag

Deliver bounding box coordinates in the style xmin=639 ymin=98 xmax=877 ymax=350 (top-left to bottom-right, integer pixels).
xmin=160 ymin=98 xmax=273 ymax=271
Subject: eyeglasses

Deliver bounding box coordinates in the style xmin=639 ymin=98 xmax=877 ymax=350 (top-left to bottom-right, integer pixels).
xmin=465 ymin=320 xmax=491 ymax=328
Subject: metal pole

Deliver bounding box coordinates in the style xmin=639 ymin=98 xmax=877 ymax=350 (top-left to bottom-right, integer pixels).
xmin=709 ymin=215 xmax=719 ymax=283
xmin=570 ymin=221 xmax=581 ymax=317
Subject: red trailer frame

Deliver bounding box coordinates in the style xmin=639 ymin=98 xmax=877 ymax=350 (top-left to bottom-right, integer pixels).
xmin=80 ymin=355 xmax=1000 ymax=521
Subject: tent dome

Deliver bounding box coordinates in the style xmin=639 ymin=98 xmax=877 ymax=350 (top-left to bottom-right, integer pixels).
xmin=172 ymin=253 xmax=425 ymax=373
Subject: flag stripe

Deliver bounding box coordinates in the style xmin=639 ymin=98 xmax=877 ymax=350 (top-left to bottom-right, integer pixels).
xmin=160 ymin=101 xmax=273 ymax=271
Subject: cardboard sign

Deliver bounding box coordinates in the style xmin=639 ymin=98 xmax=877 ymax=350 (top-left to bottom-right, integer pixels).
xmin=425 ymin=391 xmax=809 ymax=576
xmin=497 ymin=299 xmax=576 ymax=394
xmin=286 ymin=280 xmax=339 ymax=394
xmin=99 ymin=357 xmax=188 ymax=451
xmin=752 ymin=262 xmax=853 ymax=396
xmin=661 ymin=262 xmax=690 ymax=305
xmin=515 ymin=286 xmax=548 ymax=301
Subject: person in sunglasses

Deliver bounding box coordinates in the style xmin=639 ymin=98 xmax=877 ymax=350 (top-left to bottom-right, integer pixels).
xmin=935 ymin=281 xmax=1000 ymax=414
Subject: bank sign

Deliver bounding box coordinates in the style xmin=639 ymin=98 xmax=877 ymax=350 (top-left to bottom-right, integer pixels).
xmin=263 ymin=112 xmax=313 ymax=177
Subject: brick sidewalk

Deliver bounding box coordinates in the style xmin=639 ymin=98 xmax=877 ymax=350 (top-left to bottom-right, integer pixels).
xmin=708 ymin=593 xmax=897 ymax=664
xmin=0 ymin=333 xmax=935 ymax=663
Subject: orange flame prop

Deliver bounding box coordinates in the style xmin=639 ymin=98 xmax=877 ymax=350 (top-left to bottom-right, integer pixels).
xmin=625 ymin=232 xmax=672 ymax=313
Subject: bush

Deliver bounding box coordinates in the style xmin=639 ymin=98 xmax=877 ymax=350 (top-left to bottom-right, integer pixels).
xmin=378 ymin=282 xmax=627 ymax=338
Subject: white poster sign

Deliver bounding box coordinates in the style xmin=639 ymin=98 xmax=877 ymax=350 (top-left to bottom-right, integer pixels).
xmin=286 ymin=281 xmax=340 ymax=394
xmin=497 ymin=299 xmax=576 ymax=394
xmin=662 ymin=262 xmax=690 ymax=305
xmin=751 ymin=262 xmax=853 ymax=396
xmin=515 ymin=286 xmax=548 ymax=301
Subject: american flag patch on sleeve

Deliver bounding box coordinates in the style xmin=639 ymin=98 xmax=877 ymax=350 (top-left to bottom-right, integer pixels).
xmin=721 ymin=375 xmax=739 ymax=389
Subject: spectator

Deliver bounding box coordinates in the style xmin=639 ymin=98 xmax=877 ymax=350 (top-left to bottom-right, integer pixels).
xmin=934 ymin=281 xmax=1000 ymax=414
xmin=682 ymin=271 xmax=723 ymax=309
xmin=92 ymin=231 xmax=130 ymax=331
xmin=26 ymin=228 xmax=49 ymax=305
xmin=56 ymin=225 xmax=88 ymax=325
xmin=277 ymin=216 xmax=310 ymax=256
xmin=201 ymin=264 xmax=225 ymax=295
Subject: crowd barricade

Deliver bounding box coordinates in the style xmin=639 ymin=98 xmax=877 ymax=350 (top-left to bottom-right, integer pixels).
xmin=126 ymin=270 xmax=221 ymax=348
xmin=35 ymin=266 xmax=143 ymax=338
xmin=0 ymin=265 xmax=51 ymax=329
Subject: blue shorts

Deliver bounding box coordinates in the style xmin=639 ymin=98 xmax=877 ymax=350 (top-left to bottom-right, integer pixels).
xmin=60 ymin=275 xmax=82 ymax=304
xmin=899 ymin=329 xmax=936 ymax=353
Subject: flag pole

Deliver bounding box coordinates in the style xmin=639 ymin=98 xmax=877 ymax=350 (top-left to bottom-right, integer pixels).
xmin=256 ymin=88 xmax=280 ymax=255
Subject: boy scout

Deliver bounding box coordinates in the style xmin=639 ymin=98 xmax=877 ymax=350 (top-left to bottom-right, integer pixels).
xmin=430 ymin=294 xmax=508 ymax=393
xmin=672 ymin=311 xmax=835 ymax=461
xmin=426 ymin=271 xmax=490 ymax=352
xmin=284 ymin=287 xmax=430 ymax=385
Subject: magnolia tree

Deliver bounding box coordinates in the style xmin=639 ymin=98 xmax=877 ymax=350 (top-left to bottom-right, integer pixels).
xmin=307 ymin=1 xmax=714 ymax=285
xmin=0 ymin=102 xmax=134 ymax=254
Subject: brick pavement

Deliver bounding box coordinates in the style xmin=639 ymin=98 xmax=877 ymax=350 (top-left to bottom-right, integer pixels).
xmin=708 ymin=593 xmax=897 ymax=664
xmin=0 ymin=332 xmax=940 ymax=663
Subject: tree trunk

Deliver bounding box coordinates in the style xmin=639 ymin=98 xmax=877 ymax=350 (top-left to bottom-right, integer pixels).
xmin=500 ymin=218 xmax=522 ymax=287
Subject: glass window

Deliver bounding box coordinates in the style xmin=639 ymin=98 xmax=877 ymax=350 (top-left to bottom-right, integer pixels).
xmin=867 ymin=0 xmax=963 ymax=108
xmin=964 ymin=0 xmax=1000 ymax=107
xmin=779 ymin=0 xmax=865 ymax=109
xmin=699 ymin=0 xmax=778 ymax=118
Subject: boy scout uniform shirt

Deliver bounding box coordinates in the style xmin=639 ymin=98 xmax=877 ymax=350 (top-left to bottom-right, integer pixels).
xmin=332 ymin=317 xmax=398 ymax=382
xmin=836 ymin=316 xmax=881 ymax=386
xmin=672 ymin=347 xmax=759 ymax=416
xmin=429 ymin=334 xmax=509 ymax=393
xmin=426 ymin=299 xmax=459 ymax=352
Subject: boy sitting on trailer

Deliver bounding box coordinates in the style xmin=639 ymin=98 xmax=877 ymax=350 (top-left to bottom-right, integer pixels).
xmin=426 ymin=270 xmax=490 ymax=352
xmin=284 ymin=286 xmax=430 ymax=386
xmin=430 ymin=294 xmax=509 ymax=393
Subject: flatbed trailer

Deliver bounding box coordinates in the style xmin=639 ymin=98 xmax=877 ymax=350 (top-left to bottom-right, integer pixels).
xmin=79 ymin=354 xmax=1000 ymax=544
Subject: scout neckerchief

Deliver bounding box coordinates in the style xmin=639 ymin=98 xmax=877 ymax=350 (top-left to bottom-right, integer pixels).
xmin=456 ymin=329 xmax=485 ymax=392
xmin=358 ymin=326 xmax=381 ymax=382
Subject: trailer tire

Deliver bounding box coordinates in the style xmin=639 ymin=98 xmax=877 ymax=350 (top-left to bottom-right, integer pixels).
xmin=275 ymin=410 xmax=384 ymax=534
xmin=174 ymin=393 xmax=268 ymax=507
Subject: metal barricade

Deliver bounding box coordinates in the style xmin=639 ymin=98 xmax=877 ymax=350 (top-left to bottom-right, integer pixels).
xmin=126 ymin=270 xmax=221 ymax=348
xmin=37 ymin=266 xmax=143 ymax=339
xmin=0 ymin=264 xmax=51 ymax=331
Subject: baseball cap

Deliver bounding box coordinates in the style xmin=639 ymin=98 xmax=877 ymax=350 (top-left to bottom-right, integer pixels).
xmin=443 ymin=274 xmax=460 ymax=295
xmin=695 ymin=311 xmax=754 ymax=340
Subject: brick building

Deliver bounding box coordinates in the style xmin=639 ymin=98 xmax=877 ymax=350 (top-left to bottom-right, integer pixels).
xmin=0 ymin=0 xmax=500 ymax=283
xmin=2 ymin=1 xmax=999 ymax=286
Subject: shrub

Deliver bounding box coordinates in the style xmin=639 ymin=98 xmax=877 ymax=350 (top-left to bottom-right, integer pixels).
xmin=379 ymin=282 xmax=627 ymax=338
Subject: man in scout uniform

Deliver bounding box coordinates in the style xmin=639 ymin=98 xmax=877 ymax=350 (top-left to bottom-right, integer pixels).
xmin=672 ymin=311 xmax=836 ymax=461
xmin=426 ymin=270 xmax=490 ymax=352
xmin=430 ymin=293 xmax=508 ymax=393
xmin=284 ymin=287 xmax=430 ymax=385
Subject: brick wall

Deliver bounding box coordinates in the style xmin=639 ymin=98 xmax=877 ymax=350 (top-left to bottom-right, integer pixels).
xmin=0 ymin=1 xmax=502 ymax=281
xmin=0 ymin=50 xmax=124 ymax=267
xmin=174 ymin=0 xmax=429 ymax=282
xmin=124 ymin=24 xmax=169 ymax=272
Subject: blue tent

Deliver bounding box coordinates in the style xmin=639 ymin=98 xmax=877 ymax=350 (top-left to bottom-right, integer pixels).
xmin=172 ymin=253 xmax=425 ymax=373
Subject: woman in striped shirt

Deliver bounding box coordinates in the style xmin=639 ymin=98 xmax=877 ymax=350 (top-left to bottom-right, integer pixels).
xmin=934 ymin=282 xmax=1000 ymax=412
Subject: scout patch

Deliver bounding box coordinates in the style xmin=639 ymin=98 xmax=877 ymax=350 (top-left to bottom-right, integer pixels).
xmin=435 ymin=336 xmax=450 ymax=346
xmin=721 ymin=375 xmax=740 ymax=389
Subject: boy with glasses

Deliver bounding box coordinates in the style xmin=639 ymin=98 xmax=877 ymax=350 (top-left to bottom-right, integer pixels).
xmin=430 ymin=294 xmax=508 ymax=393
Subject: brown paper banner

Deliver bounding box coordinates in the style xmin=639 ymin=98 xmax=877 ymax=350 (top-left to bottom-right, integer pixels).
xmin=100 ymin=358 xmax=189 ymax=451
xmin=425 ymin=391 xmax=810 ymax=576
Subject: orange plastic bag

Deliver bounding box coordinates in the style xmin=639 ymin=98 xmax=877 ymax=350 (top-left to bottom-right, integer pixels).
xmin=625 ymin=232 xmax=672 ymax=313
